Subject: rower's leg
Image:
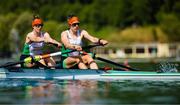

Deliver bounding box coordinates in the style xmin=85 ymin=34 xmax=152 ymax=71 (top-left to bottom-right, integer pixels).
xmin=78 ymin=57 xmax=88 ymax=69
xmin=63 ymin=57 xmax=76 ymax=68
xmin=78 ymin=62 xmax=88 ymax=69
xmin=63 ymin=57 xmax=87 ymax=69
xmin=25 ymin=63 xmax=34 ymax=68
xmin=88 ymin=61 xmax=98 ymax=69
xmin=82 ymin=55 xmax=98 ymax=69
xmin=20 ymin=54 xmax=34 ymax=68
xmin=46 ymin=57 xmax=56 ymax=67
xmin=39 ymin=59 xmax=46 ymax=66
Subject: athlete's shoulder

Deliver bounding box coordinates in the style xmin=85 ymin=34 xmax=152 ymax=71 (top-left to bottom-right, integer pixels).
xmin=61 ymin=30 xmax=68 ymax=36
xmin=81 ymin=29 xmax=88 ymax=34
xmin=27 ymin=32 xmax=33 ymax=37
xmin=43 ymin=31 xmax=50 ymax=36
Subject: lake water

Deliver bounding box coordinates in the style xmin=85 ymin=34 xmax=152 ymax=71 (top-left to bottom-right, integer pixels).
xmin=0 ymin=79 xmax=180 ymax=104
xmin=0 ymin=59 xmax=180 ymax=104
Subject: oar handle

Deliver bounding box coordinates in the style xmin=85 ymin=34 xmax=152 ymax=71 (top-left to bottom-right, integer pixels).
xmin=41 ymin=52 xmax=62 ymax=59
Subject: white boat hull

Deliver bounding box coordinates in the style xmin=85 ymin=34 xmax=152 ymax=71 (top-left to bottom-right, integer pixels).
xmin=0 ymin=68 xmax=180 ymax=80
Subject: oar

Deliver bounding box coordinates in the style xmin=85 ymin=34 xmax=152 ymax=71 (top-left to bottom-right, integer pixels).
xmin=0 ymin=44 xmax=102 ymax=68
xmin=95 ymin=56 xmax=139 ymax=71
xmin=0 ymin=52 xmax=63 ymax=68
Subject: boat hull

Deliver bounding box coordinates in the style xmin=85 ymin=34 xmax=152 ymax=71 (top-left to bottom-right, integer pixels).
xmin=0 ymin=68 xmax=104 ymax=80
xmin=103 ymin=71 xmax=180 ymax=80
xmin=0 ymin=68 xmax=180 ymax=80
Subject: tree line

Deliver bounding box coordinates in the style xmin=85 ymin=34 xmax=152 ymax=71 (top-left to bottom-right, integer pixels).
xmin=0 ymin=0 xmax=180 ymax=57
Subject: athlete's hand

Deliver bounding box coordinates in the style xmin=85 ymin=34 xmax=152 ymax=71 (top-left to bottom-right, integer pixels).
xmin=99 ymin=39 xmax=108 ymax=45
xmin=57 ymin=43 xmax=62 ymax=48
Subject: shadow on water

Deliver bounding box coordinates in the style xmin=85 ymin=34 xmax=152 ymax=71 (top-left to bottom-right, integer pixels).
xmin=0 ymin=79 xmax=180 ymax=104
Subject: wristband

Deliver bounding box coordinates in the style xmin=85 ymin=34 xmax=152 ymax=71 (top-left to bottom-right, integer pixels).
xmin=98 ymin=39 xmax=102 ymax=44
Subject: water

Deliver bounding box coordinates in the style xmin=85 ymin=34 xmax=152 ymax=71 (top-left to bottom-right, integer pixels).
xmin=0 ymin=79 xmax=180 ymax=104
xmin=0 ymin=60 xmax=180 ymax=104
xmin=157 ymin=62 xmax=178 ymax=72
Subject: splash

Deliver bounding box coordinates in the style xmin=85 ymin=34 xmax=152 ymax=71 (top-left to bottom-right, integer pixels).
xmin=157 ymin=62 xmax=178 ymax=73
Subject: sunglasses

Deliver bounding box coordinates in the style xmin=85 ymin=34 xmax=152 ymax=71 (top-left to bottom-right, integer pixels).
xmin=34 ymin=24 xmax=43 ymax=28
xmin=71 ymin=23 xmax=79 ymax=27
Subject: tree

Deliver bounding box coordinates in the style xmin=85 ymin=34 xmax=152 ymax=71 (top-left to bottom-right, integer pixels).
xmin=0 ymin=13 xmax=17 ymax=57
xmin=158 ymin=13 xmax=180 ymax=42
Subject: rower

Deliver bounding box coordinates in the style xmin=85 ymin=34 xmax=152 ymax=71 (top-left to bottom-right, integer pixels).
xmin=20 ymin=15 xmax=62 ymax=68
xmin=60 ymin=15 xmax=108 ymax=69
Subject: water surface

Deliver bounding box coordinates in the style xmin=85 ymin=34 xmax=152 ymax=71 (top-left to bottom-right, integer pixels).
xmin=0 ymin=79 xmax=180 ymax=104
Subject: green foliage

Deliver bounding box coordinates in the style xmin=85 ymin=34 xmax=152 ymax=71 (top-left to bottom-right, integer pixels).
xmin=0 ymin=0 xmax=180 ymax=54
xmin=43 ymin=21 xmax=67 ymax=42
xmin=158 ymin=13 xmax=180 ymax=42
xmin=0 ymin=13 xmax=17 ymax=51
xmin=173 ymin=1 xmax=180 ymax=19
xmin=12 ymin=12 xmax=33 ymax=49
xmin=108 ymin=26 xmax=168 ymax=44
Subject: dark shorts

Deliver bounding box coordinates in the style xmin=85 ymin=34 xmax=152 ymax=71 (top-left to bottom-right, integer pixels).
xmin=20 ymin=54 xmax=30 ymax=61
xmin=20 ymin=54 xmax=30 ymax=67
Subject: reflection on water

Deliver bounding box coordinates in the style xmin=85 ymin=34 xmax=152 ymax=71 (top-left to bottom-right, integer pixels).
xmin=0 ymin=79 xmax=180 ymax=104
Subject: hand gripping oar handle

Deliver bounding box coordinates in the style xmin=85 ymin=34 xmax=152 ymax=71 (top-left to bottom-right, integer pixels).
xmin=96 ymin=57 xmax=139 ymax=71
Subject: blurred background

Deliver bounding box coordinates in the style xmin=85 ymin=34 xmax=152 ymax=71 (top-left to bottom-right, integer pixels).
xmin=0 ymin=0 xmax=179 ymax=62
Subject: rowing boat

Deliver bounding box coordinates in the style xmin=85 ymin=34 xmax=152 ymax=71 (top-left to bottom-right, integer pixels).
xmin=0 ymin=67 xmax=180 ymax=80
xmin=0 ymin=45 xmax=178 ymax=81
xmin=0 ymin=44 xmax=179 ymax=80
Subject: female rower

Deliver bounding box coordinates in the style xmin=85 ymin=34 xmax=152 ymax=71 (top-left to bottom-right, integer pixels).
xmin=20 ymin=15 xmax=61 ymax=68
xmin=61 ymin=15 xmax=108 ymax=69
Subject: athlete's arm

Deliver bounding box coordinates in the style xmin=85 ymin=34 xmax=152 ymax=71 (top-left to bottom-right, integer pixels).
xmin=61 ymin=31 xmax=82 ymax=51
xmin=82 ymin=30 xmax=108 ymax=45
xmin=44 ymin=32 xmax=62 ymax=47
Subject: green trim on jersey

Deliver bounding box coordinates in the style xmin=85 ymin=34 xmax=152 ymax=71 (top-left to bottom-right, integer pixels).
xmin=22 ymin=43 xmax=30 ymax=55
xmin=61 ymin=44 xmax=69 ymax=57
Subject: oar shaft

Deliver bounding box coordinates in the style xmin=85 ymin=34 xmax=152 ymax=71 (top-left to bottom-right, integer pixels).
xmin=0 ymin=61 xmax=24 ymax=68
xmin=96 ymin=57 xmax=139 ymax=71
xmin=50 ymin=52 xmax=62 ymax=57
xmin=41 ymin=52 xmax=62 ymax=59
